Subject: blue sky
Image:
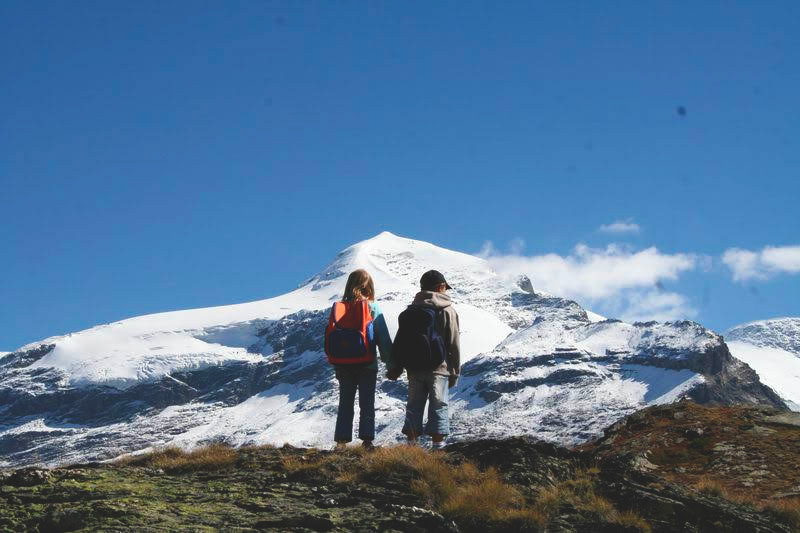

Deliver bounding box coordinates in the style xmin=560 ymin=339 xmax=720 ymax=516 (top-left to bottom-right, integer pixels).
xmin=2 ymin=1 xmax=798 ymax=349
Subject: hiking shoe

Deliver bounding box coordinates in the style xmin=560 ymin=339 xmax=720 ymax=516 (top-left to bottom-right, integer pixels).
xmin=362 ymin=441 xmax=375 ymax=451
xmin=431 ymin=440 xmax=446 ymax=450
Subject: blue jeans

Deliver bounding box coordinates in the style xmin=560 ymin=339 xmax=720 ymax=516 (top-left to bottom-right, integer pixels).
xmin=334 ymin=367 xmax=377 ymax=442
xmin=402 ymin=372 xmax=450 ymax=438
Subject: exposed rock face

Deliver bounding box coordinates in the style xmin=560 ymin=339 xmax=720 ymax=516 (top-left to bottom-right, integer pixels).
xmin=516 ymin=274 xmax=536 ymax=294
xmin=685 ymin=347 xmax=787 ymax=408
xmin=589 ymin=403 xmax=800 ymax=505
xmin=0 ymin=344 xmax=55 ymax=369
xmin=592 ymin=462 xmax=792 ymax=533
xmin=0 ymin=233 xmax=788 ymax=467
xmin=444 ymin=437 xmax=579 ymax=488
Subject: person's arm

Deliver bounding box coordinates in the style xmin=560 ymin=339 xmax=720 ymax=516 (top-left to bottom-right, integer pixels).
xmin=370 ymin=303 xmax=395 ymax=368
xmin=445 ymin=308 xmax=461 ymax=386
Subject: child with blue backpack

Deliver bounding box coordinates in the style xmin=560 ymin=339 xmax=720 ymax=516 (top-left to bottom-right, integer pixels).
xmin=388 ymin=270 xmax=461 ymax=449
xmin=325 ymin=269 xmax=396 ymax=450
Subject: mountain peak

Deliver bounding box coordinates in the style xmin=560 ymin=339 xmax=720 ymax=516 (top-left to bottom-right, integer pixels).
xmin=371 ymin=230 xmax=401 ymax=240
xmin=344 ymin=230 xmax=419 ymax=255
xmin=307 ymin=232 xmax=494 ymax=294
xmin=349 ymin=231 xmax=455 ymax=254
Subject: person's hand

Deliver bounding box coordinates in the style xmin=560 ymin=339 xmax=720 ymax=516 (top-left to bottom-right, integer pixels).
xmin=386 ymin=367 xmax=403 ymax=381
xmin=448 ymin=375 xmax=458 ymax=388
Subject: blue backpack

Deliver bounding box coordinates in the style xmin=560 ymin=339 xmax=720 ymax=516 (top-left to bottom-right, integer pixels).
xmin=392 ymin=305 xmax=446 ymax=371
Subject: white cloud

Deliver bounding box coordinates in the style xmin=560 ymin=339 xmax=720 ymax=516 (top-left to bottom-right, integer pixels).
xmin=721 ymin=249 xmax=762 ymax=281
xmin=761 ymin=246 xmax=800 ymax=273
xmin=598 ymin=219 xmax=641 ymax=234
xmin=481 ymin=242 xmax=698 ymax=321
xmin=617 ymin=290 xmax=697 ymax=323
xmin=722 ymin=245 xmax=800 ymax=282
xmin=485 ymin=243 xmax=696 ymax=300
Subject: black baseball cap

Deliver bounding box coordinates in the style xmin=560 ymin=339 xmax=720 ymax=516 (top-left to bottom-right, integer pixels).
xmin=420 ymin=270 xmax=453 ymax=290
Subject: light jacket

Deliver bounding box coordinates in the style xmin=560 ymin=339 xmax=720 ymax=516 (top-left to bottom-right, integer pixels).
xmin=368 ymin=301 xmax=394 ymax=370
xmin=409 ymin=290 xmax=461 ymax=379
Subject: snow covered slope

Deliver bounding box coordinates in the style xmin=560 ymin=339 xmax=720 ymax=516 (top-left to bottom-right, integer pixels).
xmin=727 ymin=318 xmax=800 ymax=411
xmin=0 ymin=232 xmax=786 ymax=467
xmin=15 ymin=233 xmax=508 ymax=390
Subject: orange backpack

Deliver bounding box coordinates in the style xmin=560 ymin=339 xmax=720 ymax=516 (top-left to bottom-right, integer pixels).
xmin=324 ymin=300 xmax=376 ymax=365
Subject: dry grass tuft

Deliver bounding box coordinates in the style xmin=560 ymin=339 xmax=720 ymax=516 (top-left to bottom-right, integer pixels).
xmin=436 ymin=465 xmax=527 ymax=523
xmin=762 ymin=497 xmax=800 ymax=529
xmin=115 ymin=444 xmax=238 ymax=473
xmin=358 ymin=445 xmax=544 ymax=527
xmin=615 ymin=509 xmax=654 ymax=531
xmin=689 ymin=477 xmax=799 ymax=529
xmin=535 ymin=469 xmax=650 ymax=532
xmin=694 ymin=476 xmax=729 ymax=499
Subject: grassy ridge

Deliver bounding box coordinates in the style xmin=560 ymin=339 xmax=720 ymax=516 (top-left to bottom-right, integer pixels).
xmin=3 ymin=403 xmax=798 ymax=533
xmin=281 ymin=444 xmax=648 ymax=531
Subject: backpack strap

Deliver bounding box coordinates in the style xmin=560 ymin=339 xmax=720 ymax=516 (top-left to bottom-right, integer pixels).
xmin=329 ymin=302 xmax=340 ymax=327
xmin=409 ymin=304 xmax=443 ymax=323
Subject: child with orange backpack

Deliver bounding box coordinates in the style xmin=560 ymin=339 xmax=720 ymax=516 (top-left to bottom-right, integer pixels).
xmin=324 ymin=269 xmax=397 ymax=449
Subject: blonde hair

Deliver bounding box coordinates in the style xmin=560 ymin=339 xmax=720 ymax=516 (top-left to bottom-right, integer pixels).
xmin=342 ymin=269 xmax=375 ymax=302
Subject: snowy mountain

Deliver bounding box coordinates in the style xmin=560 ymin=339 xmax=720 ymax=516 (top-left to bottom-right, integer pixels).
xmin=726 ymin=317 xmax=800 ymax=411
xmin=0 ymin=232 xmax=785 ymax=467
